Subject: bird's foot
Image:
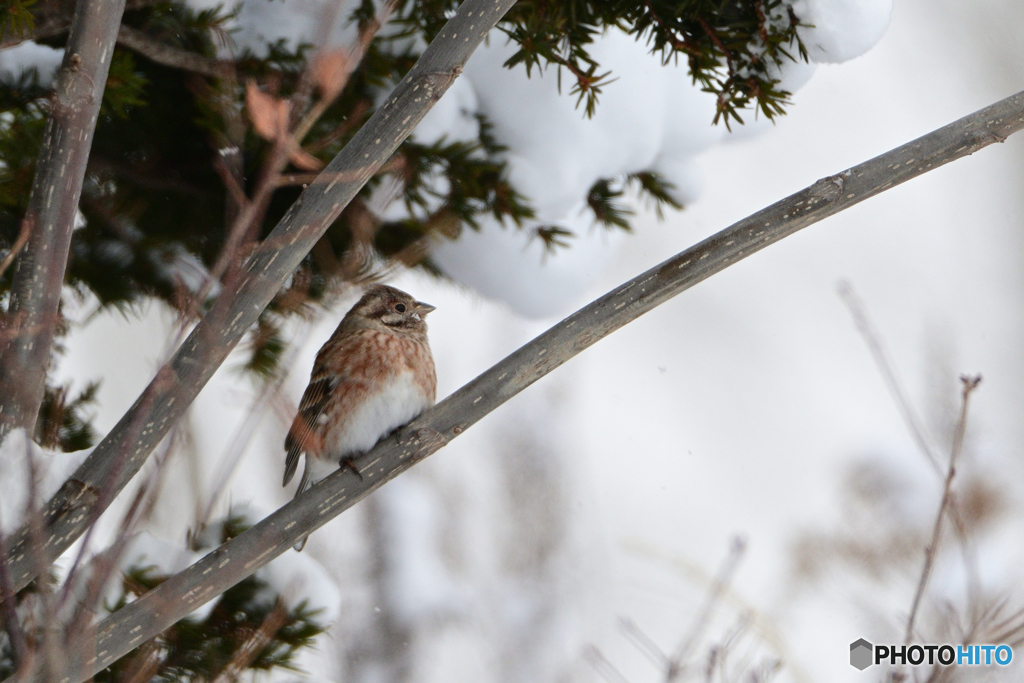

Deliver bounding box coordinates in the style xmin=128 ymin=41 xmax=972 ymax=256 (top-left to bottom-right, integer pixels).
xmin=340 ymin=456 xmax=364 ymax=481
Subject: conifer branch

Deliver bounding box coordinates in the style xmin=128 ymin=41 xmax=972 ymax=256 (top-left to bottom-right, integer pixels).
xmin=0 ymin=0 xmax=129 ymax=438
xmin=13 ymin=89 xmax=1023 ymax=683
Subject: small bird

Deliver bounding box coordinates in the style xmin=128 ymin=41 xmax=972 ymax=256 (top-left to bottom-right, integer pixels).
xmin=284 ymin=284 xmax=437 ymax=549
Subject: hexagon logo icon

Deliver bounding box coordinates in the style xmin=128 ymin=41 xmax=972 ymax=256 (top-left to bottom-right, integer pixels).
xmin=850 ymin=638 xmax=873 ymax=670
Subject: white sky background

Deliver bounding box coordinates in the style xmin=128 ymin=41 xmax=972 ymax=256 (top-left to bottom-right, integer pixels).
xmin=45 ymin=0 xmax=1024 ymax=680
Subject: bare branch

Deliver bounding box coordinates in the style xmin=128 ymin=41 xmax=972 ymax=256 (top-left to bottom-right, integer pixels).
xmin=903 ymin=375 xmax=982 ymax=647
xmin=837 ymin=282 xmax=944 ymax=476
xmin=0 ymin=0 xmax=129 ymax=437
xmin=211 ymin=600 xmax=289 ymax=683
xmin=0 ymin=217 xmax=31 ymax=281
xmin=618 ymin=616 xmax=671 ymax=670
xmin=668 ymin=536 xmax=746 ymax=679
xmin=16 ymin=90 xmax=1024 ymax=683
xmin=584 ymin=645 xmax=632 ymax=683
xmin=115 ymin=24 xmax=234 ymax=78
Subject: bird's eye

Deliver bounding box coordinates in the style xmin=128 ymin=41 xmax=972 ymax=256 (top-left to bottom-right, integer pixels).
xmin=395 ymin=303 xmax=406 ymax=313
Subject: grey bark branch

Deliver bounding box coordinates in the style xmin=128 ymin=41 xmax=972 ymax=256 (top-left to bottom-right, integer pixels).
xmin=18 ymin=89 xmax=1024 ymax=683
xmin=0 ymin=0 xmax=516 ymax=604
xmin=115 ymin=25 xmax=234 ymax=78
xmin=0 ymin=0 xmax=129 ymax=437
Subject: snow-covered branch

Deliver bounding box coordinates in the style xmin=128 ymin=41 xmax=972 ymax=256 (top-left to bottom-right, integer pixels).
xmin=0 ymin=0 xmax=129 ymax=438
xmin=16 ymin=88 xmax=1024 ymax=683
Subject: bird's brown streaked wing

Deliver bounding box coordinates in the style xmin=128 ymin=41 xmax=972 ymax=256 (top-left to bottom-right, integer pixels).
xmin=283 ymin=374 xmax=338 ymax=486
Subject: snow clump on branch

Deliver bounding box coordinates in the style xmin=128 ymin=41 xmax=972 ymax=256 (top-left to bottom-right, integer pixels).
xmin=418 ymin=0 xmax=892 ymax=316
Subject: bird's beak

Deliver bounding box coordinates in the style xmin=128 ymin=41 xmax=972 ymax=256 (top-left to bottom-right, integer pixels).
xmin=415 ymin=301 xmax=436 ymax=316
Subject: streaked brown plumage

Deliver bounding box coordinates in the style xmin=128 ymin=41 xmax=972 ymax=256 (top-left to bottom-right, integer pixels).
xmin=284 ymin=285 xmax=436 ymax=548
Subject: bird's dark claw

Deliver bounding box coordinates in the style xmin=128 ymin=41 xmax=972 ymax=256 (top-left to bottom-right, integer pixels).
xmin=340 ymin=456 xmax=364 ymax=481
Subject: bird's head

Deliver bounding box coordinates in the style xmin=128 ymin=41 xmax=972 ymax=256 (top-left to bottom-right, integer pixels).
xmin=349 ymin=284 xmax=435 ymax=338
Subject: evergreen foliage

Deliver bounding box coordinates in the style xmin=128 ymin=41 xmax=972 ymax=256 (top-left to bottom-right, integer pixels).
xmin=1 ymin=0 xmax=805 ymax=312
xmin=0 ymin=516 xmax=328 ymax=680
xmin=99 ymin=517 xmax=326 ymax=680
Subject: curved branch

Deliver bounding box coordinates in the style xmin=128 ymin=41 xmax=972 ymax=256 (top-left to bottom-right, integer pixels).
xmin=23 ymin=89 xmax=1024 ymax=683
xmin=0 ymin=0 xmax=517 ymax=604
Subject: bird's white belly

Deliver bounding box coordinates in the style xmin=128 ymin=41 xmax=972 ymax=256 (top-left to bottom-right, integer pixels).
xmin=327 ymin=370 xmax=430 ymax=461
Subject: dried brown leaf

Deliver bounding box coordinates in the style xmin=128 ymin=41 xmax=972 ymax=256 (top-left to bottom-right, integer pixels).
xmin=312 ymin=49 xmax=350 ymax=102
xmin=245 ymin=81 xmax=289 ymax=141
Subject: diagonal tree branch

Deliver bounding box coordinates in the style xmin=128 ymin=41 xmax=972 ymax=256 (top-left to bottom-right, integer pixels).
xmin=115 ymin=24 xmax=234 ymax=78
xmin=23 ymin=89 xmax=1024 ymax=683
xmin=0 ymin=0 xmax=518 ymax=600
xmin=0 ymin=0 xmax=129 ymax=438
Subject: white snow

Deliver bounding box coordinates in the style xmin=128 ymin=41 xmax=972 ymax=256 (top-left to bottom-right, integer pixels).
xmin=374 ymin=475 xmax=467 ymax=625
xmin=96 ymin=531 xmax=218 ymax=621
xmin=416 ymin=2 xmax=891 ymax=316
xmin=0 ymin=429 xmax=91 ymax=535
xmin=0 ymin=41 xmax=63 ymax=85
xmin=793 ymin=0 xmax=893 ymax=63
xmin=64 ymin=506 xmax=341 ymax=628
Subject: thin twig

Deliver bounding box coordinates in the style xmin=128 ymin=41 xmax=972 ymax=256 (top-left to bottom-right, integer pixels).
xmin=117 ymin=642 xmax=164 ymax=683
xmin=619 ymin=616 xmax=671 ymax=670
xmin=903 ymin=374 xmax=982 ymax=648
xmin=0 ymin=216 xmax=31 ymax=280
xmin=58 ymin=433 xmax=177 ymax=630
xmin=49 ymin=372 xmax=168 ymax=621
xmin=668 ymin=536 xmax=747 ymax=679
xmin=837 ymin=281 xmax=944 ymax=476
xmin=838 ymin=281 xmax=982 ymax=618
xmin=275 ymin=158 xmax=403 ymax=188
xmin=194 ymin=322 xmax=309 ymax=531
xmin=304 ymin=100 xmax=370 ymax=153
xmin=200 ymin=0 xmax=390 ymax=300
xmin=642 ymin=0 xmax=698 ymax=57
xmin=116 ymin=25 xmax=234 ymax=78
xmin=212 ymin=155 xmax=251 ymax=212
xmin=584 ymin=645 xmax=632 ymax=683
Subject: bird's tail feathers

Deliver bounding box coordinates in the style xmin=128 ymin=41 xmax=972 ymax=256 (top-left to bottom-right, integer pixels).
xmin=292 ymin=464 xmax=313 ymax=552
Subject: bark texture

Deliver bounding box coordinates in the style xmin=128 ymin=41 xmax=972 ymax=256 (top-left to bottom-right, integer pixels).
xmin=0 ymin=0 xmax=129 ymax=437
